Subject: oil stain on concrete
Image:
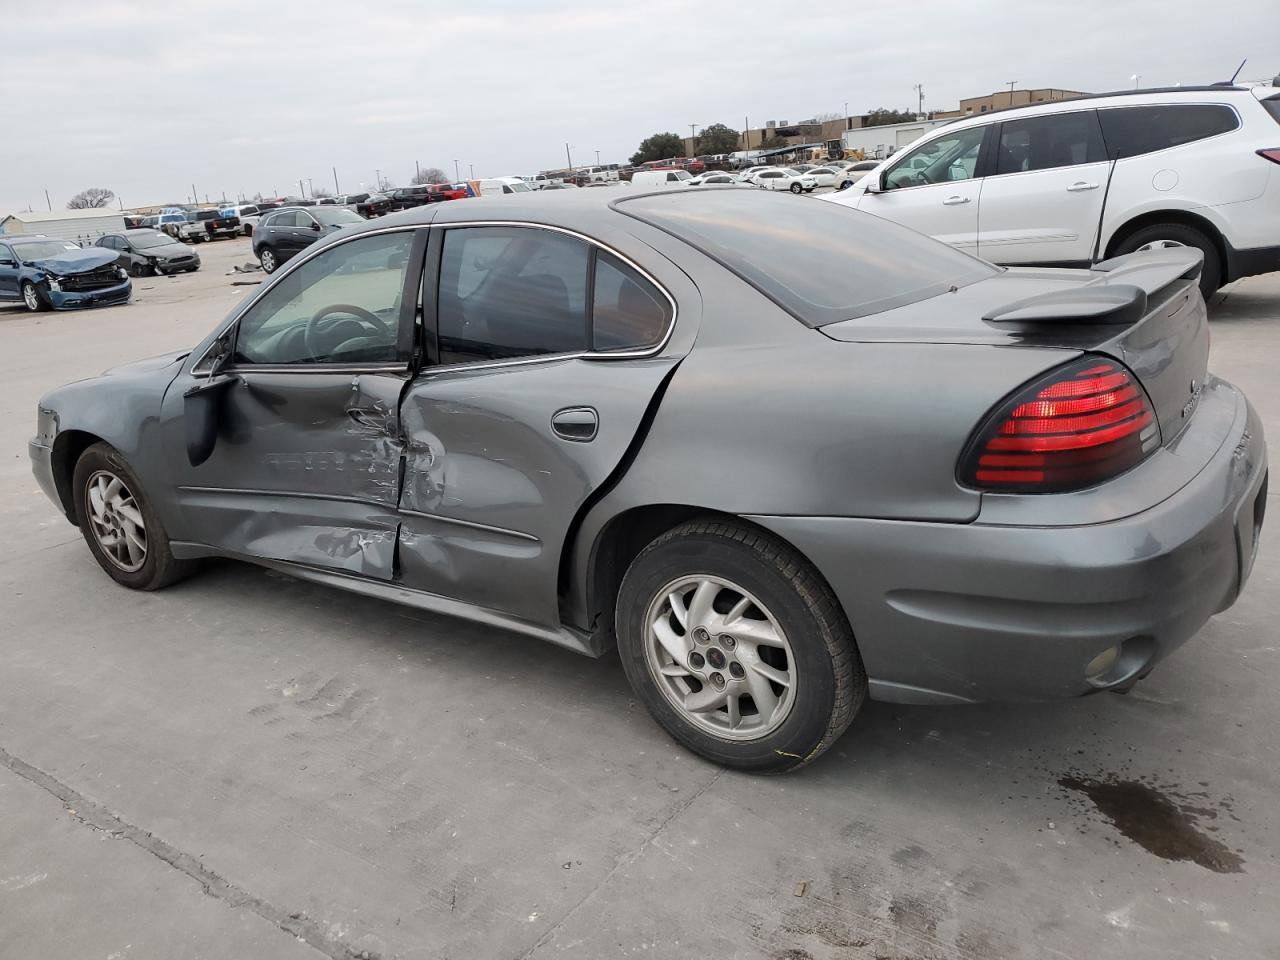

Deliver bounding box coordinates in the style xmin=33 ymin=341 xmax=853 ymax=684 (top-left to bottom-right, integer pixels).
xmin=1059 ymin=774 xmax=1244 ymax=874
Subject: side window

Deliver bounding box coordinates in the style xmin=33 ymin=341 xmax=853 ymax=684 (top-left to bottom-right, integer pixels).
xmin=885 ymin=126 xmax=985 ymax=189
xmin=1098 ymin=104 xmax=1240 ymax=159
xmin=592 ymin=252 xmax=670 ymax=351
xmin=996 ymin=111 xmax=1105 ymax=174
xmin=241 ymin=205 xmax=258 ymax=216
xmin=437 ymin=227 xmax=589 ymax=364
xmin=233 ymin=231 xmax=414 ymax=365
xmin=271 ymin=211 xmax=298 ymax=228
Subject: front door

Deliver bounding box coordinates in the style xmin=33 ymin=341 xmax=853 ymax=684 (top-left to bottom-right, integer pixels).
xmin=857 ymin=124 xmax=987 ymax=253
xmin=976 ymin=110 xmax=1110 ymax=265
xmin=0 ymin=243 xmax=21 ymax=299
xmin=166 ymin=227 xmax=425 ymax=578
xmin=397 ymin=225 xmax=683 ymax=627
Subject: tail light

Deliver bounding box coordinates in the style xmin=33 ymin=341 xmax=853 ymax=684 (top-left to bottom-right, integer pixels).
xmin=1257 ymin=149 xmax=1280 ymax=166
xmin=960 ymin=357 xmax=1161 ymax=493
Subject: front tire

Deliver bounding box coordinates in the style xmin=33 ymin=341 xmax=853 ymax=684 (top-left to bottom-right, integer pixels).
xmin=616 ymin=519 xmax=865 ymax=772
xmin=1112 ymin=222 xmax=1222 ymax=300
xmin=22 ymin=281 xmax=47 ymax=312
xmin=258 ymin=246 xmax=278 ymax=273
xmin=790 ymin=182 xmax=803 ymax=194
xmin=72 ymin=442 xmax=197 ymax=591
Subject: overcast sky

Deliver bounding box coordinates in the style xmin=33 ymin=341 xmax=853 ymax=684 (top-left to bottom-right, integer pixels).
xmin=2 ymin=0 xmax=1277 ymax=212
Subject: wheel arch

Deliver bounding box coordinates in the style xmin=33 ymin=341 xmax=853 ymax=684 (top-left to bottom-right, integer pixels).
xmin=1103 ymin=208 xmax=1228 ymax=277
xmin=51 ymin=429 xmax=106 ymax=523
xmin=565 ymin=503 xmax=839 ymax=653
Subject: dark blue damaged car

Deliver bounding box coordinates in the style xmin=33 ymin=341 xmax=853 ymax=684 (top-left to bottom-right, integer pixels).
xmin=0 ymin=235 xmax=132 ymax=312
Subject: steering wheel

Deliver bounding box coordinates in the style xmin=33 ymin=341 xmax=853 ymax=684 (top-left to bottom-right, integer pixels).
xmin=304 ymin=304 xmax=391 ymax=359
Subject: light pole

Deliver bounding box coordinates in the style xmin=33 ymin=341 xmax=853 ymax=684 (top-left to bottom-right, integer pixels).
xmin=453 ymin=159 xmax=460 ymax=180
xmin=689 ymin=123 xmax=699 ymax=153
xmin=1006 ymin=80 xmax=1017 ymax=106
xmin=415 ymin=160 xmax=421 ymax=182
xmin=307 ymin=178 xmax=314 ymax=198
xmin=565 ymin=143 xmax=573 ymax=170
xmin=375 ymin=169 xmax=382 ymax=191
xmin=912 ymin=84 xmax=924 ymax=118
xmin=595 ymin=149 xmax=601 ymax=166
xmin=1130 ymin=73 xmax=1141 ymax=88
xmin=299 ymin=179 xmax=305 ymax=199
xmin=469 ymin=163 xmax=475 ymax=179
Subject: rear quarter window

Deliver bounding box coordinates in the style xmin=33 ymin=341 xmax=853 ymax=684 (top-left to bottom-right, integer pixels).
xmin=1098 ymin=103 xmax=1240 ymax=159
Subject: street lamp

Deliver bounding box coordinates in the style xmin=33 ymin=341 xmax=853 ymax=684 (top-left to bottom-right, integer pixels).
xmin=453 ymin=159 xmax=460 ymax=180
xmin=595 ymin=150 xmax=601 ymax=166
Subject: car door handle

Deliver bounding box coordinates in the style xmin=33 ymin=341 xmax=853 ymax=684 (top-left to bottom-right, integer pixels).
xmin=1066 ymin=181 xmax=1099 ymax=192
xmin=551 ymin=406 xmax=598 ymax=442
xmin=942 ymin=196 xmax=971 ymax=205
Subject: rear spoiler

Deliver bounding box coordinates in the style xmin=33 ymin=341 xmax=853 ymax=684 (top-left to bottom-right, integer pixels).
xmin=984 ymin=247 xmax=1203 ymax=326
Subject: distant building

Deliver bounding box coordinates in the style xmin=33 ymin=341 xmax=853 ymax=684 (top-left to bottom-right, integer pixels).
xmin=0 ymin=208 xmax=126 ymax=242
xmin=841 ymin=119 xmax=950 ymax=160
xmin=932 ymin=88 xmax=1088 ymax=119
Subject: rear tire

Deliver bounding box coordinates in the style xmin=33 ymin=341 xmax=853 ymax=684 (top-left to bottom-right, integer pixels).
xmin=72 ymin=443 xmax=198 ymax=591
xmin=258 ymin=246 xmax=278 ymax=273
xmin=1112 ymin=222 xmax=1222 ymax=300
xmin=616 ymin=519 xmax=865 ymax=772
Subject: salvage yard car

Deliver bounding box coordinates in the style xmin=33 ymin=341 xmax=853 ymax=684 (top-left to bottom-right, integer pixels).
xmin=29 ymin=189 xmax=1267 ymax=771
xmin=96 ymin=229 xmax=200 ymax=276
xmin=826 ymin=83 xmax=1280 ymax=297
xmin=251 ymin=204 xmax=364 ymax=273
xmin=1 ymin=235 xmax=131 ymax=311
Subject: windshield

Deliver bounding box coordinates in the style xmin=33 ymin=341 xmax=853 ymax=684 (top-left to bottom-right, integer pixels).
xmin=313 ymin=207 xmax=364 ymax=226
xmin=506 ymin=181 xmax=533 ymax=193
xmin=617 ymin=190 xmax=998 ymax=326
xmin=13 ymin=240 xmax=82 ymax=260
xmin=129 ymin=232 xmax=175 ymax=249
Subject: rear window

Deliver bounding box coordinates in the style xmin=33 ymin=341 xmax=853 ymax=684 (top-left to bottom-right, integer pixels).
xmin=1097 ymin=104 xmax=1240 ymax=159
xmin=1263 ymin=95 xmax=1280 ymax=126
xmin=616 ymin=191 xmax=998 ymax=326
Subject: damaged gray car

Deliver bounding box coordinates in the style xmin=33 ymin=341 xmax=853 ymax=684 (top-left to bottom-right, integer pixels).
xmin=29 ymin=189 xmax=1267 ymax=771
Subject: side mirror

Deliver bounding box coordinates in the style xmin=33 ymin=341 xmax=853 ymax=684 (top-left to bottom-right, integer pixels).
xmin=184 ymin=373 xmax=240 ymax=466
xmin=864 ymin=171 xmax=886 ymax=193
xmin=311 ymin=221 xmax=322 ymax=232
xmin=0 ymin=258 xmax=14 ymax=267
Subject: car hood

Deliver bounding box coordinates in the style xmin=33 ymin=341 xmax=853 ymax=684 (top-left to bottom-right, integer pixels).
xmin=26 ymin=248 xmax=119 ymax=275
xmin=103 ymin=349 xmax=190 ymax=377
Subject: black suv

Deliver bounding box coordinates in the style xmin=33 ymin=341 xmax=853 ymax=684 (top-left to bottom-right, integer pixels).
xmin=385 ymin=185 xmax=436 ymax=212
xmin=251 ymin=206 xmax=364 ymax=273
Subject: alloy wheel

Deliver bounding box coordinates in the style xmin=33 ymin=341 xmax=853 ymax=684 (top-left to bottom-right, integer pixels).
xmin=85 ymin=470 xmax=148 ymax=572
xmin=22 ymin=283 xmax=40 ymax=311
xmin=643 ymin=575 xmax=797 ymax=741
xmin=1136 ymin=239 xmax=1186 ymax=252
xmin=260 ymin=248 xmax=276 ymax=272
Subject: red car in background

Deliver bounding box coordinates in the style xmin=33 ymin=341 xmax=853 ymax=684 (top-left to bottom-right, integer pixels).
xmin=427 ymin=183 xmax=471 ymax=202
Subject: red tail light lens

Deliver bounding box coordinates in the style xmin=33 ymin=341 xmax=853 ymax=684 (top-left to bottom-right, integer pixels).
xmin=960 ymin=357 xmax=1161 ymax=493
xmin=1257 ymin=149 xmax=1280 ymax=166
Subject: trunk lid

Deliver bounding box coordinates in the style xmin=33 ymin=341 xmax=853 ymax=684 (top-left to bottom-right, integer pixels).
xmin=819 ymin=248 xmax=1210 ymax=447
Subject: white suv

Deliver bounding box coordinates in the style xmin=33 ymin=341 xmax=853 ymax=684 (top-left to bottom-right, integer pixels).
xmin=824 ymin=83 xmax=1280 ymax=296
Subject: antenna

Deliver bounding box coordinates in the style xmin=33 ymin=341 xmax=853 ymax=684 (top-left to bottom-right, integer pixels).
xmin=1230 ymin=58 xmax=1247 ymax=84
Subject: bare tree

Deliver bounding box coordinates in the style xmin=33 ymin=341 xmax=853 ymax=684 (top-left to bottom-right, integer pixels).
xmin=311 ymin=186 xmax=334 ymax=198
xmin=813 ymin=111 xmax=843 ymax=122
xmin=411 ymin=167 xmax=450 ymax=185
xmin=67 ymin=187 xmax=115 ymax=209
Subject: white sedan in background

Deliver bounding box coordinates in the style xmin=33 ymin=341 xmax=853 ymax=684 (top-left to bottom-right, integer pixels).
xmin=687 ymin=172 xmax=741 ymax=186
xmin=804 ymin=166 xmax=844 ymax=188
xmin=751 ymin=167 xmax=817 ymax=193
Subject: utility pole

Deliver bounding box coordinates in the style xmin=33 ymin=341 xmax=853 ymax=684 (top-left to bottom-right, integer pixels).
xmin=1131 ymin=73 xmax=1141 ymax=88
xmin=375 ymin=169 xmax=382 ymax=191
xmin=192 ymin=184 xmax=198 ymax=205
xmin=44 ymin=189 xmax=51 ymax=211
xmin=453 ymin=159 xmax=460 ymax=180
xmin=689 ymin=123 xmax=698 ymax=153
xmin=307 ymin=177 xmax=314 ymax=198
xmin=469 ymin=163 xmax=475 ymax=179
xmin=415 ymin=160 xmax=421 ymax=182
xmin=299 ymin=178 xmax=305 ymax=198
xmin=913 ymin=84 xmax=924 ymax=117
xmin=1006 ymin=80 xmax=1017 ymax=106
xmin=595 ymin=149 xmax=601 ymax=166
xmin=565 ymin=143 xmax=573 ymax=170
xmin=744 ymin=117 xmax=749 ymax=150
xmin=333 ymin=166 xmax=339 ymax=194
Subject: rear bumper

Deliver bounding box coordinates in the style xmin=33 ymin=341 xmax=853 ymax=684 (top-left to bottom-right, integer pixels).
xmin=1224 ymin=241 xmax=1280 ymax=283
xmin=47 ymin=279 xmax=132 ymax=310
xmin=749 ymin=380 xmax=1267 ymax=704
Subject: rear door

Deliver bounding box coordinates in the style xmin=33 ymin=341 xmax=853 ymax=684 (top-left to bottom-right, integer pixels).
xmin=976 ymin=110 xmax=1110 ymax=265
xmin=167 ymin=227 xmax=427 ymax=578
xmin=397 ymin=224 xmax=682 ymax=627
xmin=0 ymin=242 xmax=19 ymax=299
xmin=856 ymin=124 xmax=987 ymax=252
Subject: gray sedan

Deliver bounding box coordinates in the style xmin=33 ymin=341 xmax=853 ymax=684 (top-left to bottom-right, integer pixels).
xmin=29 ymin=189 xmax=1267 ymax=771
